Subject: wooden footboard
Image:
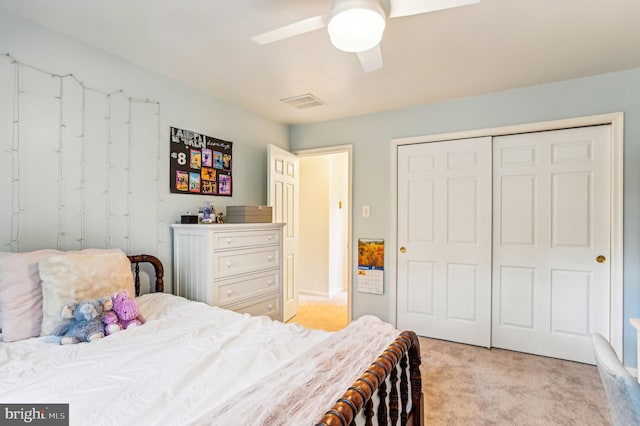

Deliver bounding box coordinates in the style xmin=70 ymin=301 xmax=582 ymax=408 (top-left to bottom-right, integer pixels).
xmin=317 ymin=330 xmax=423 ymax=426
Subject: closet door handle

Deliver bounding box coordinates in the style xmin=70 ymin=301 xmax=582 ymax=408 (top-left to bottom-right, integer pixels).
xmin=400 ymin=247 xmax=406 ymax=253
xmin=596 ymin=255 xmax=606 ymax=263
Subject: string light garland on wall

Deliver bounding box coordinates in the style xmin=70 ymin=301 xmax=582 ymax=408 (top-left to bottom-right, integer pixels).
xmin=105 ymin=93 xmax=112 ymax=249
xmin=56 ymin=76 xmax=64 ymax=250
xmin=80 ymin=81 xmax=87 ymax=249
xmin=10 ymin=60 xmax=22 ymax=252
xmin=155 ymin=101 xmax=162 ymax=250
xmin=127 ymin=97 xmax=132 ymax=254
xmin=1 ymin=53 xmax=162 ymax=255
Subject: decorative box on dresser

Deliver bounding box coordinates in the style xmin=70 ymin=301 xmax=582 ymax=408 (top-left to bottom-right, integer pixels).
xmin=171 ymin=223 xmax=284 ymax=321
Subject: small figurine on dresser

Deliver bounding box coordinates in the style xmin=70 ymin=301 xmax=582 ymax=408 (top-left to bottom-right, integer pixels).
xmin=201 ymin=201 xmax=215 ymax=224
xmin=216 ymin=213 xmax=224 ymax=223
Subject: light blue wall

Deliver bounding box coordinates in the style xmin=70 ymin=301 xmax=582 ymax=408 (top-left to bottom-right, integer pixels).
xmin=0 ymin=10 xmax=289 ymax=291
xmin=290 ymin=68 xmax=640 ymax=367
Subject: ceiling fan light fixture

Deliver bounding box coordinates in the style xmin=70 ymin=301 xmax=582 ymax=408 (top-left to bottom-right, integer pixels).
xmin=328 ymin=0 xmax=386 ymax=53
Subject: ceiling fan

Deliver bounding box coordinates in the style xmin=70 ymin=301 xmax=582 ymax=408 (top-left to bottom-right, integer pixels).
xmin=252 ymin=0 xmax=480 ymax=73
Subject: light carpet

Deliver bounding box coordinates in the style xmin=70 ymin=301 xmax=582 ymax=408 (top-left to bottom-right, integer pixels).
xmin=287 ymin=300 xmax=611 ymax=424
xmin=419 ymin=336 xmax=611 ymax=425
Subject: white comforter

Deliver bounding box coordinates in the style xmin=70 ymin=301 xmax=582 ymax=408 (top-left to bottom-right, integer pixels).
xmin=0 ymin=293 xmax=400 ymax=426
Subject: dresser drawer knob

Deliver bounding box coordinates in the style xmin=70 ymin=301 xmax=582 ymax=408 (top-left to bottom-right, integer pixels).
xmin=225 ymin=238 xmax=232 ymax=244
xmin=267 ymin=256 xmax=273 ymax=262
xmin=226 ymin=262 xmax=232 ymax=268
xmin=267 ymin=279 xmax=273 ymax=286
xmin=267 ymin=304 xmax=273 ymax=310
xmin=227 ymin=290 xmax=233 ymax=296
xmin=267 ymin=235 xmax=273 ymax=240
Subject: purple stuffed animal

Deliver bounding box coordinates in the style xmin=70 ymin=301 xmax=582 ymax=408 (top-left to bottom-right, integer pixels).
xmin=103 ymin=291 xmax=144 ymax=335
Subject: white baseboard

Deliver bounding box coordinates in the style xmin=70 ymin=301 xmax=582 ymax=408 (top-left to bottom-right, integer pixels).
xmin=627 ymin=366 xmax=638 ymax=378
xmin=299 ymin=288 xmax=346 ymax=298
xmin=298 ymin=289 xmax=331 ymax=297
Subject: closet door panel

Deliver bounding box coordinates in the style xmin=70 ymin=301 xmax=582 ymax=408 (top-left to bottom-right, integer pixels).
xmin=498 ymin=265 xmax=535 ymax=329
xmin=407 ymin=178 xmax=434 ymax=242
xmin=499 ymin=174 xmax=535 ymax=246
xmin=407 ymin=260 xmax=435 ymax=315
xmin=397 ymin=137 xmax=492 ymax=347
xmin=492 ymin=125 xmax=611 ymax=364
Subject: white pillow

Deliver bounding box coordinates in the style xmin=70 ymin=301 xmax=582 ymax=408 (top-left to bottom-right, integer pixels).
xmin=0 ymin=250 xmax=61 ymax=342
xmin=39 ymin=249 xmax=135 ymax=336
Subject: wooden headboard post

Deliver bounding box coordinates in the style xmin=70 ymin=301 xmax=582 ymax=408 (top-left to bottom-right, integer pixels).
xmin=127 ymin=254 xmax=164 ymax=295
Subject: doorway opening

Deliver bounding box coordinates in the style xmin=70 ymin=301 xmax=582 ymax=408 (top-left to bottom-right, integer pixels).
xmin=287 ymin=146 xmax=352 ymax=331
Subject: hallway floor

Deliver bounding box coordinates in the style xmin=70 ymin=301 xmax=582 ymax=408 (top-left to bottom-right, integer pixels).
xmin=286 ymin=292 xmax=348 ymax=331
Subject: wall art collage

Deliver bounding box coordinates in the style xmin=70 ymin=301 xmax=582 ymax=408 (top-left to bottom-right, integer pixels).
xmin=169 ymin=127 xmax=233 ymax=196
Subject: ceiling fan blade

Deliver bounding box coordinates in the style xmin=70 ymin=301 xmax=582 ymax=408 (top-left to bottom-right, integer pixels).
xmin=356 ymin=45 xmax=383 ymax=73
xmin=388 ymin=0 xmax=479 ymax=18
xmin=252 ymin=15 xmax=327 ymax=45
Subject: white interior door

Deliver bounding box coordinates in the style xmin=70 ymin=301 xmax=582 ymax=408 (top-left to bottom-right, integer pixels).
xmin=492 ymin=126 xmax=611 ymax=364
xmin=268 ymin=144 xmax=299 ymax=321
xmin=397 ymin=137 xmax=492 ymax=347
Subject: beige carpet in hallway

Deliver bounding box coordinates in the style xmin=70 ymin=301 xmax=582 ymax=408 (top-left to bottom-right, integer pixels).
xmin=420 ymin=336 xmax=611 ymax=425
xmin=286 ymin=292 xmax=348 ymax=331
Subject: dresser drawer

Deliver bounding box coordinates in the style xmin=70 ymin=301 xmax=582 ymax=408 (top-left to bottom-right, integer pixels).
xmin=213 ymin=229 xmax=280 ymax=250
xmin=214 ymin=247 xmax=280 ymax=279
xmin=230 ymin=294 xmax=280 ymax=318
xmin=216 ymin=271 xmax=280 ymax=306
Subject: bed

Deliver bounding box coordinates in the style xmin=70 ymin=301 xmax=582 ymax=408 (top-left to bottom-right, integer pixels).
xmin=0 ymin=250 xmax=423 ymax=426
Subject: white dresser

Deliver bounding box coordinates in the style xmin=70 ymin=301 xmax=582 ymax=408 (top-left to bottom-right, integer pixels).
xmin=171 ymin=223 xmax=284 ymax=321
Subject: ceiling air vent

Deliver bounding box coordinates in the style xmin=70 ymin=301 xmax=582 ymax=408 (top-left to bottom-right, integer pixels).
xmin=280 ymin=93 xmax=325 ymax=109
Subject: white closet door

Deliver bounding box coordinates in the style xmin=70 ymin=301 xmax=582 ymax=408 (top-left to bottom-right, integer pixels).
xmin=397 ymin=137 xmax=492 ymax=347
xmin=492 ymin=126 xmax=611 ymax=364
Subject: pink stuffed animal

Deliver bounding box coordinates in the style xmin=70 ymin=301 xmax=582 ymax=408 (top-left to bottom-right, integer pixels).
xmin=103 ymin=291 xmax=144 ymax=335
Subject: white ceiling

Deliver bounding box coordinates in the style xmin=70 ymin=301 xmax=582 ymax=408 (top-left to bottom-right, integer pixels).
xmin=1 ymin=0 xmax=639 ymax=124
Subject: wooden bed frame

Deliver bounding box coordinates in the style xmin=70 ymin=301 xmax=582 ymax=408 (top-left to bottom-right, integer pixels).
xmin=128 ymin=254 xmax=165 ymax=296
xmin=127 ymin=254 xmax=423 ymax=426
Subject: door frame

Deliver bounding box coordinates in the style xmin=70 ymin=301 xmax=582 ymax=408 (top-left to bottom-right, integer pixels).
xmin=389 ymin=112 xmax=624 ymax=358
xmin=294 ymin=144 xmax=353 ymax=323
